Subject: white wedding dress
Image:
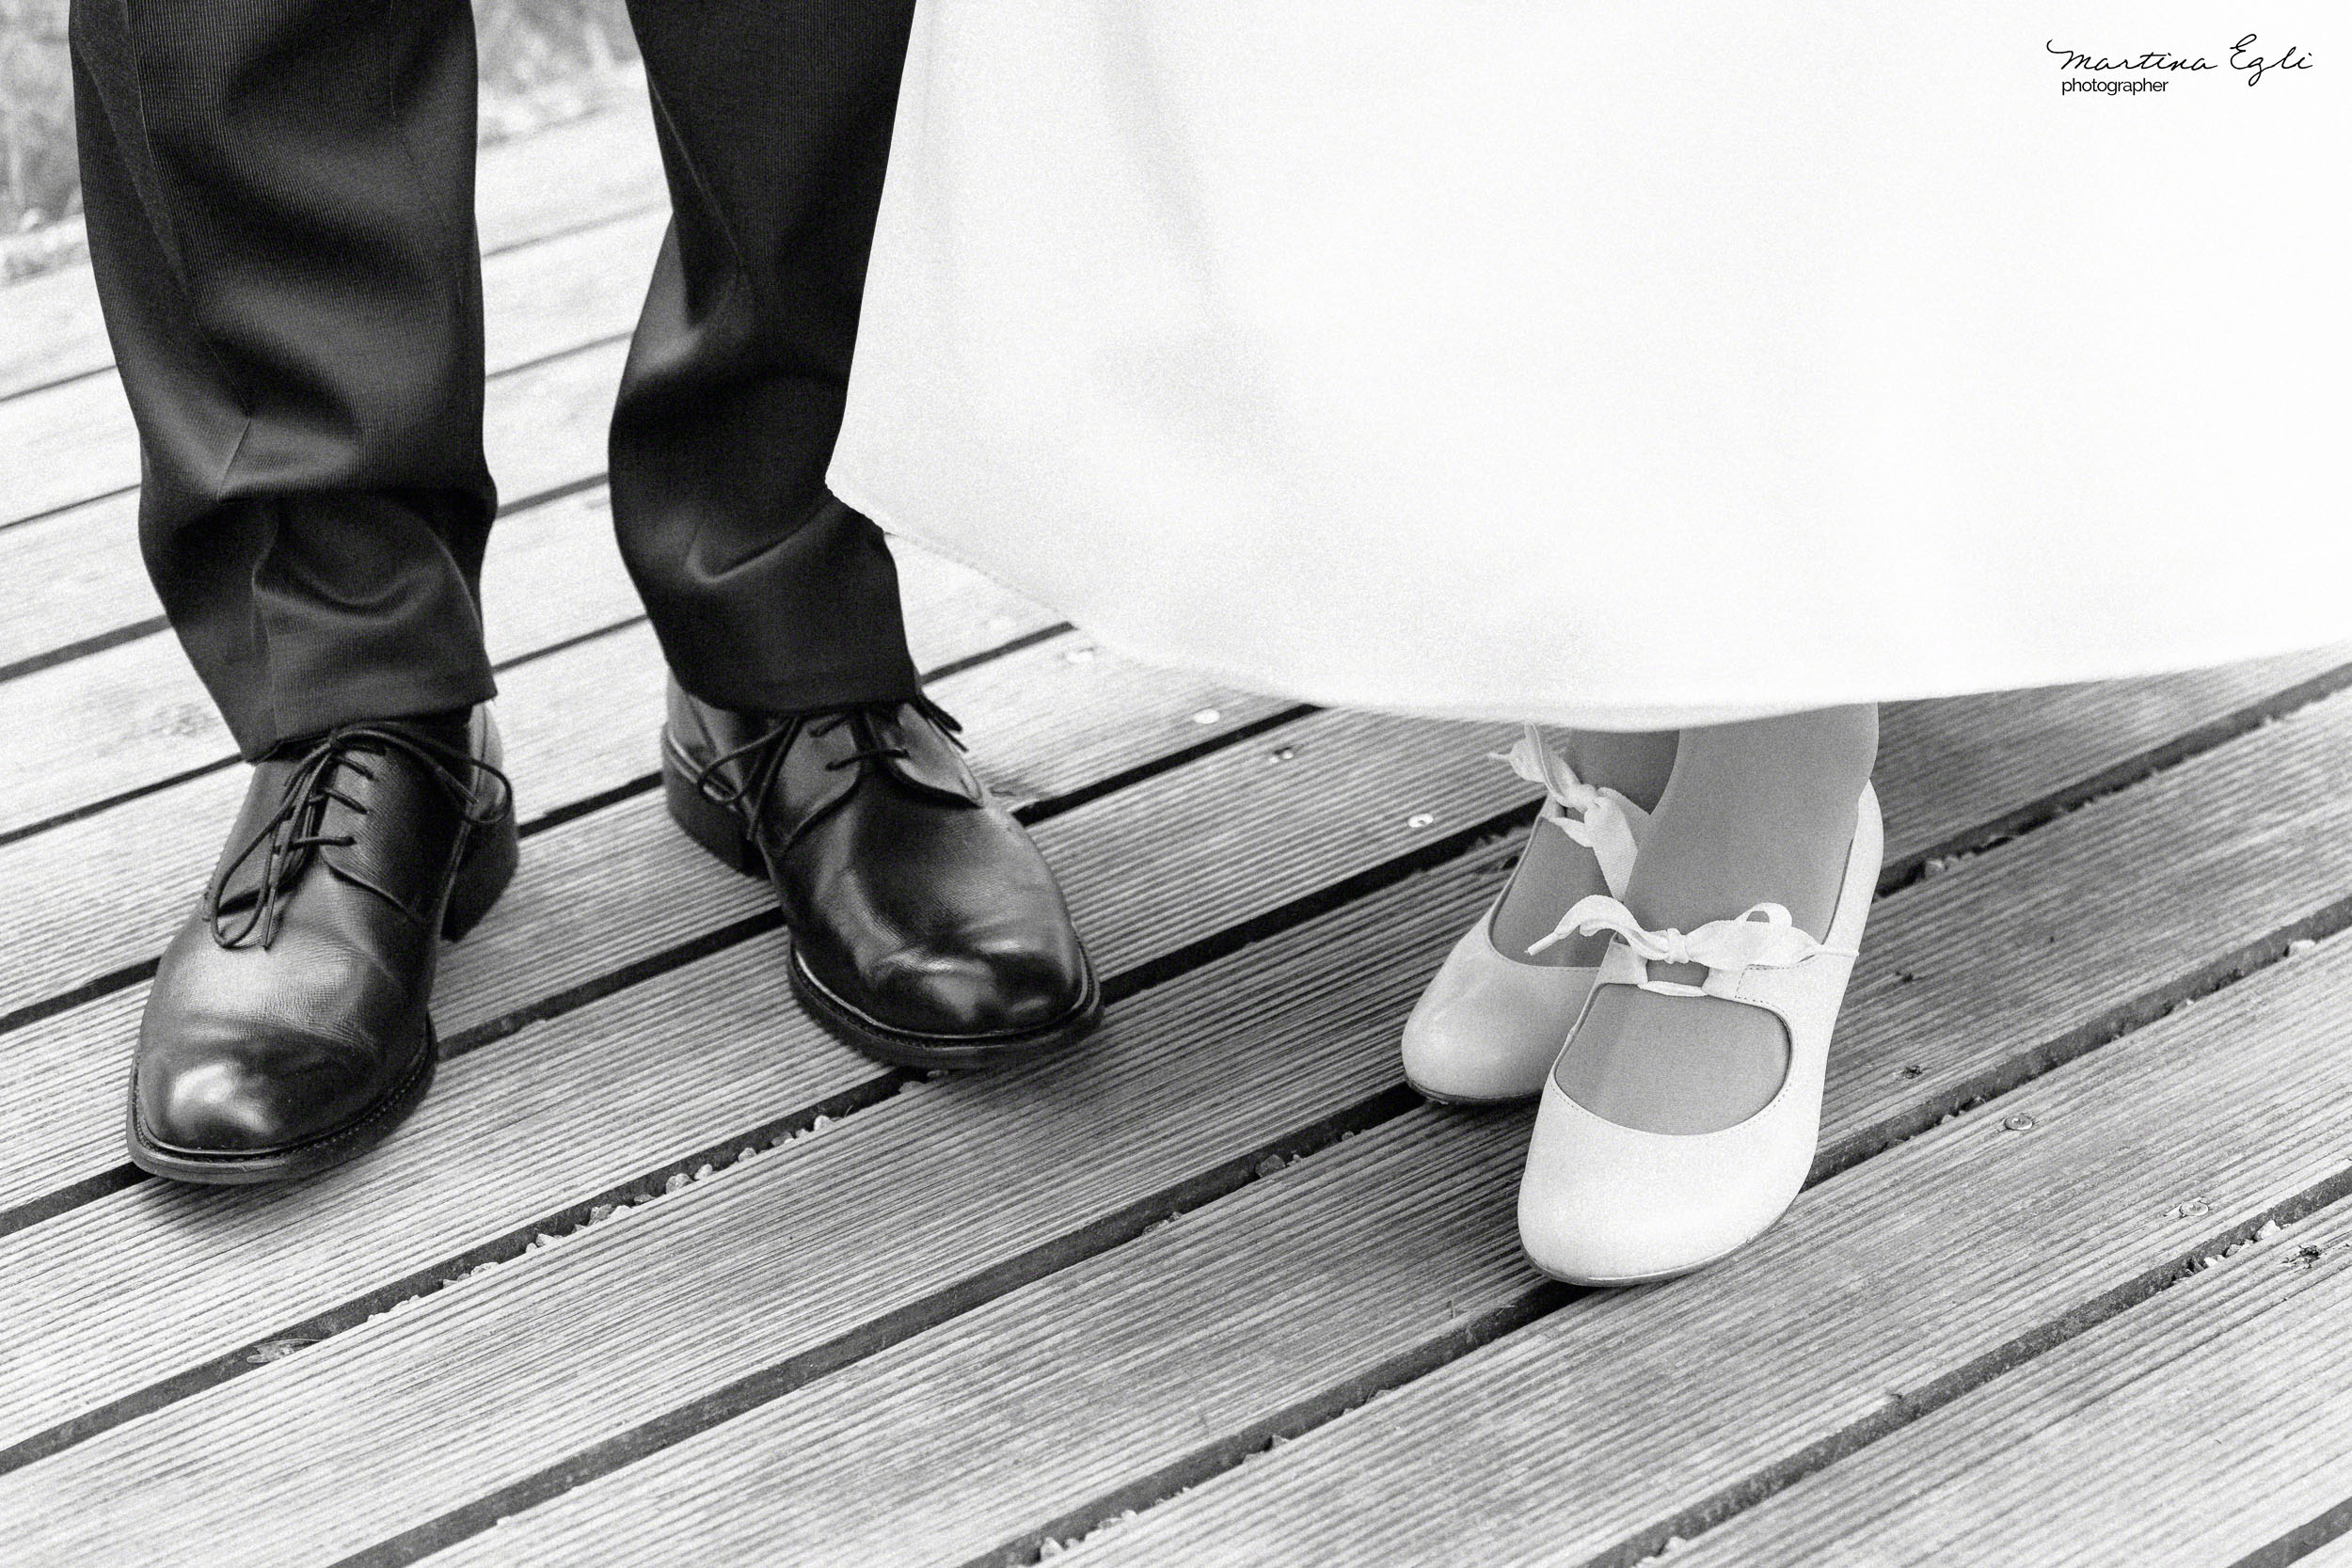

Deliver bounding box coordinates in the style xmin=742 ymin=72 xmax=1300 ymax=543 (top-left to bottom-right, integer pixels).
xmin=829 ymin=0 xmax=2350 ymax=728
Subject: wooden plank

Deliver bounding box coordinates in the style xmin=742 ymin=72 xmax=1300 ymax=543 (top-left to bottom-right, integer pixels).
xmin=346 ymin=680 xmax=2352 ymax=1567
xmin=0 ymin=484 xmax=640 ymax=837
xmin=0 ymin=541 xmax=1054 ymax=1008
xmin=1871 ymin=645 xmax=2352 ymax=882
xmin=477 ymin=209 xmax=664 ymax=374
xmin=0 ymin=824 xmax=1498 ymax=1567
xmin=1026 ymin=699 xmax=2352 ymax=1568
xmin=470 ymin=91 xmax=666 ymax=259
xmin=21 ymin=730 xmax=2352 ymax=1568
xmin=0 ymin=95 xmax=665 ymax=404
xmin=0 ymin=372 xmax=146 ymax=529
xmin=0 ymin=493 xmax=155 ymax=673
xmin=0 ymin=632 xmax=1293 ymax=1220
xmin=1661 ymin=1195 xmax=2352 ymax=1567
xmin=0 ymin=704 xmax=1531 ymax=1465
xmin=0 ymin=264 xmax=106 ymax=404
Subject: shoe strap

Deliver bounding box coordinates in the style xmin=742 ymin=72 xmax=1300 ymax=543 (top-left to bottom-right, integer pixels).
xmin=1494 ymin=726 xmax=1645 ymax=898
xmin=1529 ymin=893 xmax=1854 ymax=998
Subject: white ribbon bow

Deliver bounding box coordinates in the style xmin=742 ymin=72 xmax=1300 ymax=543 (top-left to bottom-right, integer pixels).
xmin=1528 ymin=893 xmax=1846 ymax=973
xmin=1492 ymin=726 xmax=1641 ymax=896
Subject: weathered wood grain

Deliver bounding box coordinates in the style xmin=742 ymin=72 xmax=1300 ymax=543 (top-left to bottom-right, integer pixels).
xmin=356 ymin=685 xmax=2352 ymax=1567
xmin=0 ymin=630 xmax=1290 ymax=1218
xmin=0 ymin=372 xmax=144 ymax=530
xmin=1030 ymin=695 xmax=2352 ymax=1568
xmin=1872 ymin=646 xmax=2352 ymax=882
xmin=0 ymin=705 xmax=1530 ymax=1465
xmin=1051 ymin=913 xmax=2352 ymax=1568
xmin=0 ymin=491 xmax=156 ymax=673
xmin=0 ymin=543 xmax=1054 ymax=1009
xmin=1664 ymin=1193 xmax=2352 ymax=1567
xmin=0 ymin=96 xmax=665 ymax=404
xmin=432 ymin=953 xmax=1539 ymax=1568
xmin=23 ymin=738 xmax=2352 ymax=1568
xmin=0 ymin=841 xmax=1496 ymax=1567
xmin=0 ymin=264 xmax=106 ymax=404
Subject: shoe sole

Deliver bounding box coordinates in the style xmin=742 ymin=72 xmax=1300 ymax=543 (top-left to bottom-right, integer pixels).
xmin=1522 ymin=1248 xmax=1725 ymax=1289
xmin=663 ymin=736 xmax=1105 ymax=1069
xmin=1406 ymin=1080 xmax=1541 ymax=1109
xmin=788 ymin=943 xmax=1104 ymax=1070
xmin=124 ymin=802 xmax=518 ymax=1186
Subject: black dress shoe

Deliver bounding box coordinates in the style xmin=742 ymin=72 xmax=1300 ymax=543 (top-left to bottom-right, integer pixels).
xmin=661 ymin=681 xmax=1102 ymax=1069
xmin=128 ymin=708 xmax=517 ymax=1184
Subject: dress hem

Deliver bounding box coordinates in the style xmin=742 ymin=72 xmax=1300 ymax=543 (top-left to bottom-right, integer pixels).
xmin=834 ymin=470 xmax=2352 ymax=732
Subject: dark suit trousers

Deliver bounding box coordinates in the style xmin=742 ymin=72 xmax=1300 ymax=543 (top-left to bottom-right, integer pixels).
xmin=70 ymin=0 xmax=925 ymax=757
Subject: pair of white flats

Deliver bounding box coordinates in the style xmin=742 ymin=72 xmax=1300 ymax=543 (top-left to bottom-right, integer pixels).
xmin=1402 ymin=727 xmax=1881 ymax=1285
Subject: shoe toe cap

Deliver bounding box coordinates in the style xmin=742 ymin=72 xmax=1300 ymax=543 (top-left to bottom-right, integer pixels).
xmin=139 ymin=1057 xmax=308 ymax=1153
xmin=134 ymin=1032 xmax=390 ymax=1156
xmin=868 ymin=931 xmax=1091 ymax=1037
xmin=1400 ymin=996 xmax=1559 ymax=1104
xmin=1400 ymin=927 xmax=1594 ymax=1104
xmin=1515 ymin=1084 xmax=1806 ymax=1286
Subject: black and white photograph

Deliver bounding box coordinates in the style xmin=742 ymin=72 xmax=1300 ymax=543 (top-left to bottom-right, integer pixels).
xmin=0 ymin=0 xmax=2347 ymax=1560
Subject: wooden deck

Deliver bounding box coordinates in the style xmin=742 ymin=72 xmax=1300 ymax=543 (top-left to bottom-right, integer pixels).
xmin=5 ymin=100 xmax=2352 ymax=1568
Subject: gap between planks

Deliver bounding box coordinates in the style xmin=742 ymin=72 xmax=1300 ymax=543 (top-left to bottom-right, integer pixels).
xmin=2245 ymin=1516 xmax=2352 ymax=1568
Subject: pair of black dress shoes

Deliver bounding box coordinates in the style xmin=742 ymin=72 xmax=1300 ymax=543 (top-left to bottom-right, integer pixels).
xmin=128 ymin=685 xmax=1101 ymax=1184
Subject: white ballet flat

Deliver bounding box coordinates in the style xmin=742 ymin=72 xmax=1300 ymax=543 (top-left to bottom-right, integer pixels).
xmin=1517 ymin=783 xmax=1883 ymax=1285
xmin=1401 ymin=727 xmax=1650 ymax=1104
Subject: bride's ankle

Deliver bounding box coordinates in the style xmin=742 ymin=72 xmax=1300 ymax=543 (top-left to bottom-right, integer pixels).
xmin=1630 ymin=705 xmax=1879 ymax=942
xmin=1673 ymin=705 xmax=1877 ymax=801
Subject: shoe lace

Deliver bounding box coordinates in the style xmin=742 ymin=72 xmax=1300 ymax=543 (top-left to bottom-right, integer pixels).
xmin=1490 ymin=725 xmax=1644 ymax=898
xmin=688 ymin=694 xmax=966 ymax=814
xmin=209 ymin=723 xmax=515 ymax=951
xmin=1527 ymin=894 xmax=1854 ymax=992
